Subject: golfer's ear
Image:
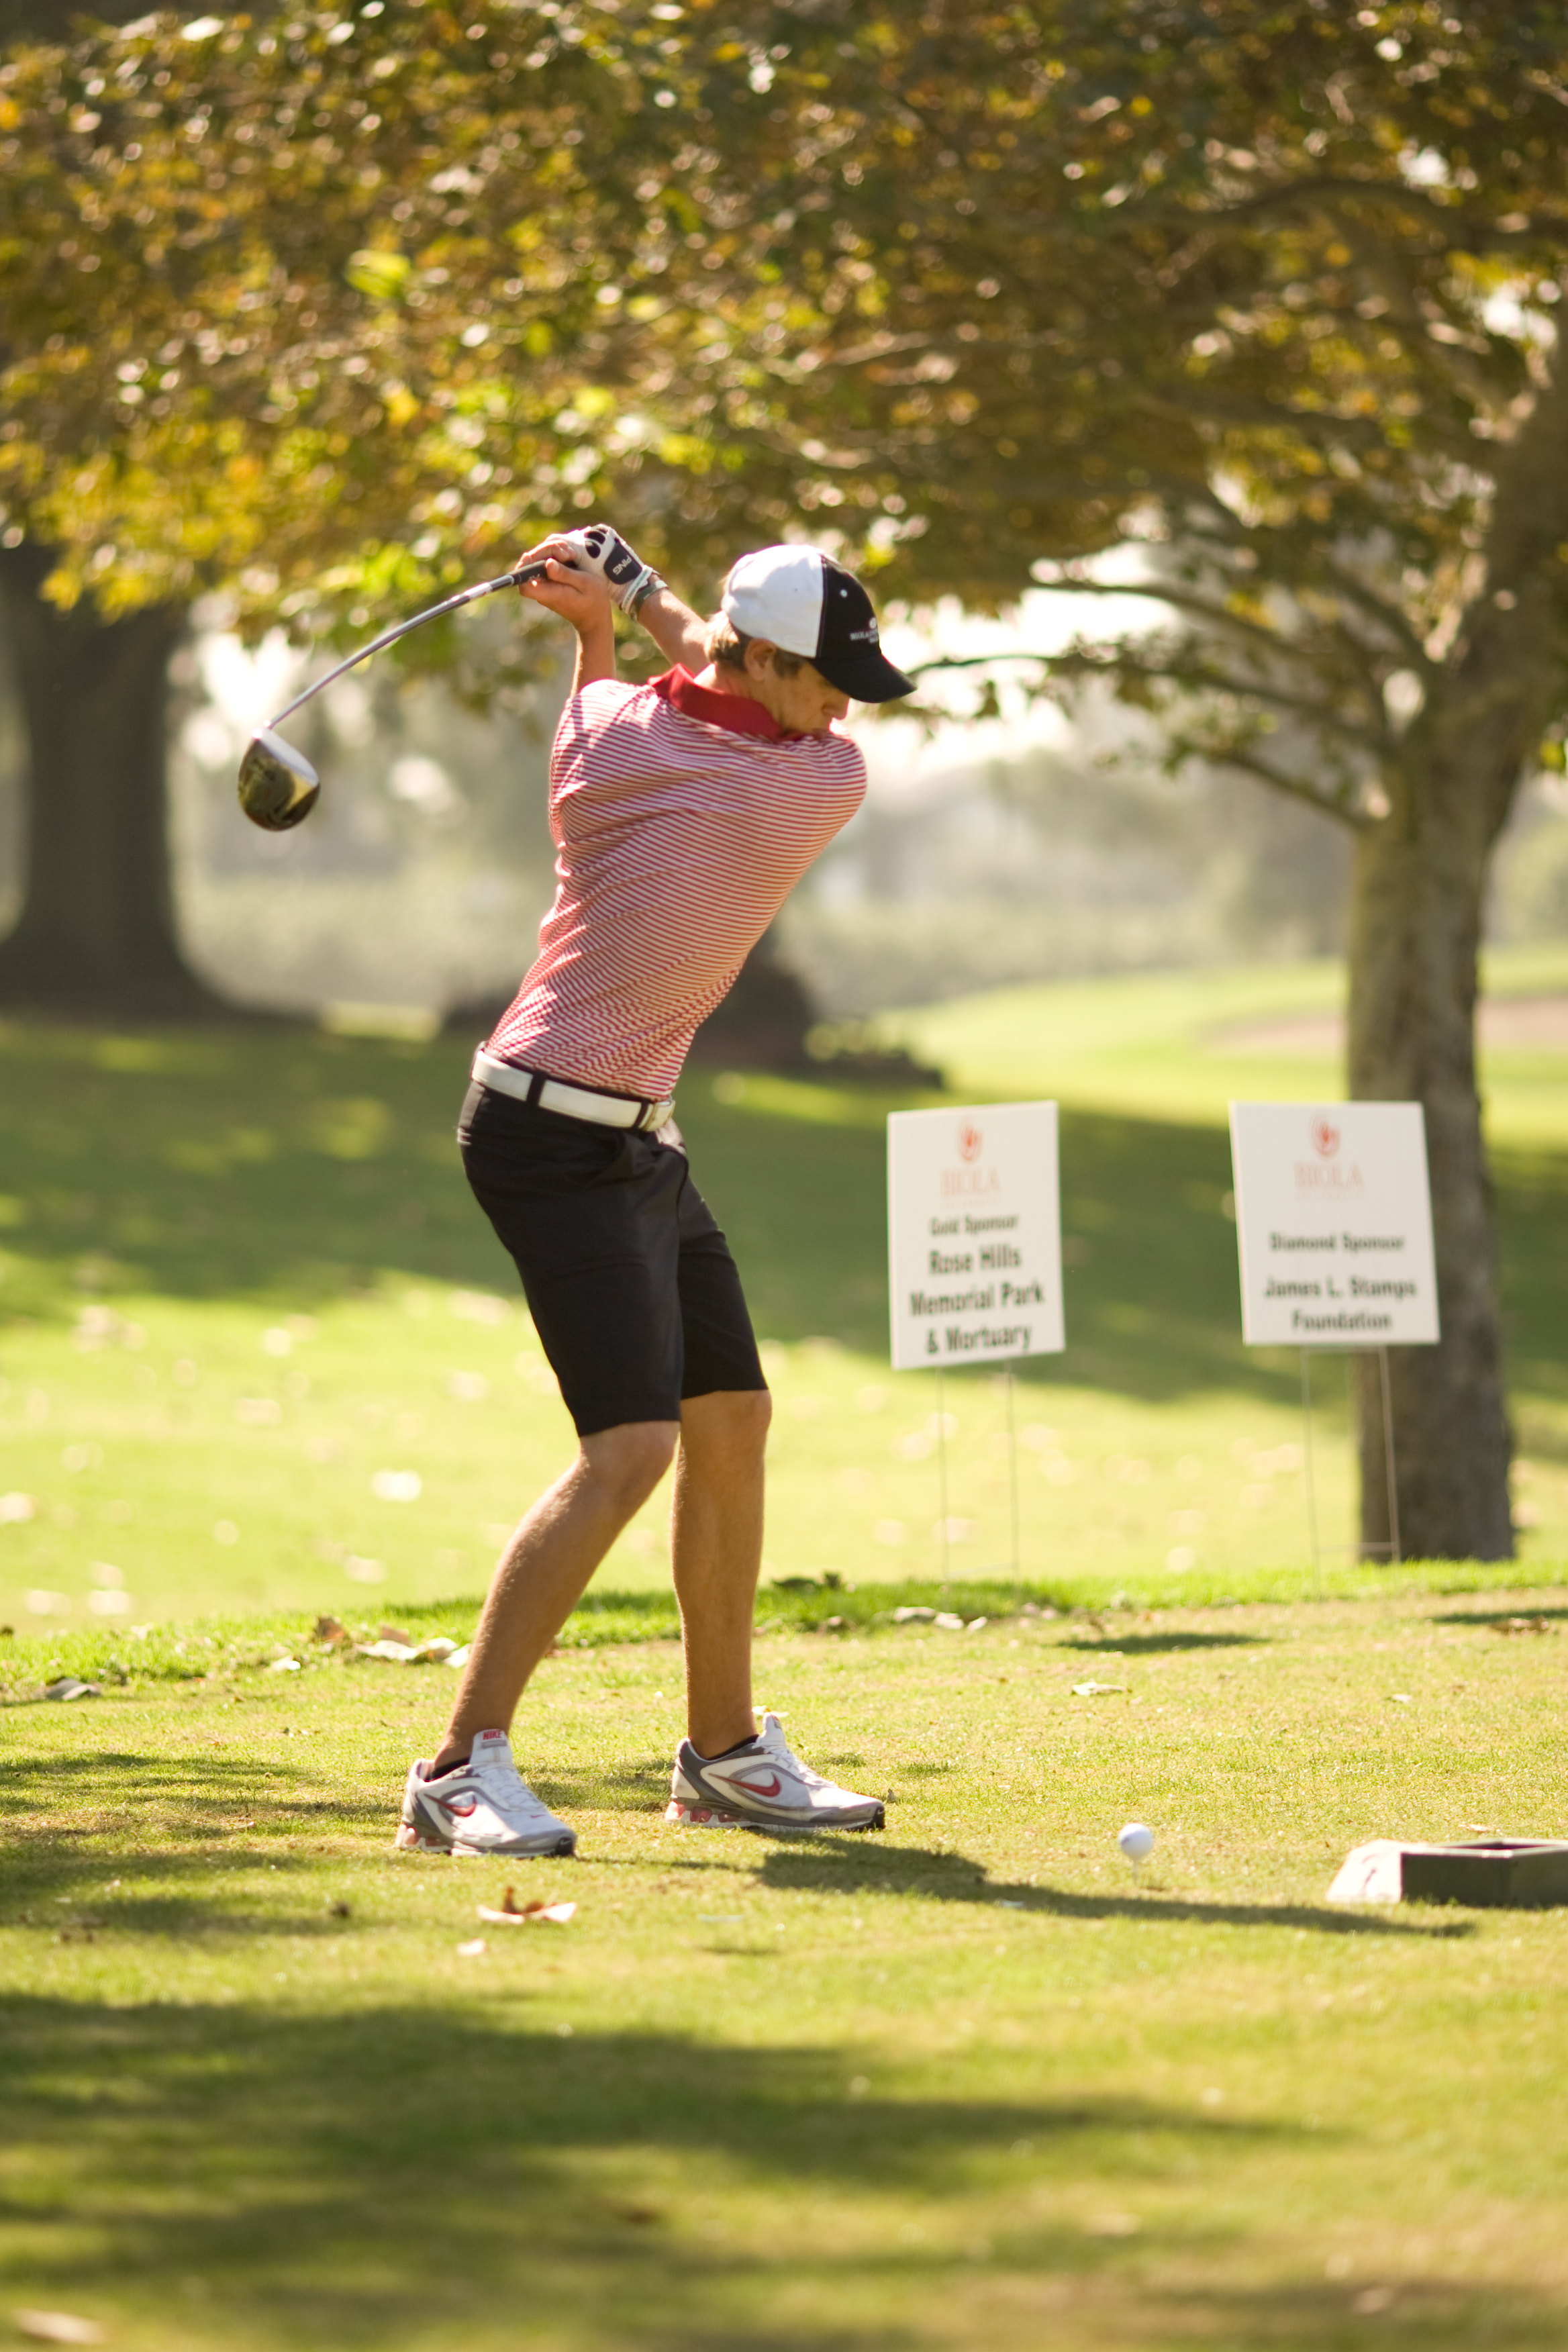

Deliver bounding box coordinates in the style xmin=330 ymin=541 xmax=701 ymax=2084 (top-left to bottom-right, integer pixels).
xmin=747 ymin=638 xmax=779 ymax=677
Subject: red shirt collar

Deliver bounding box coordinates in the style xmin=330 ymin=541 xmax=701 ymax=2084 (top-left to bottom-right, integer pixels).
xmin=652 ymin=665 xmax=803 ymax=742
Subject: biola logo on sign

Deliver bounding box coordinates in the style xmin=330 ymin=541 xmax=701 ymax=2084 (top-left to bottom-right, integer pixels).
xmin=887 ymin=1103 xmax=1065 ymax=1369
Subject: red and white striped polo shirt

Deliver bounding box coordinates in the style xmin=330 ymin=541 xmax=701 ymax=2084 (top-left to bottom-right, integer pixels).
xmin=486 ymin=667 xmax=866 ymax=1097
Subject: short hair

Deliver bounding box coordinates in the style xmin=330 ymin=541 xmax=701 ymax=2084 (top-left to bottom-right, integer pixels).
xmin=706 ymin=614 xmax=808 ymax=679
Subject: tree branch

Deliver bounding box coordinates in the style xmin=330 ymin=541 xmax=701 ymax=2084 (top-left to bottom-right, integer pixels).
xmin=903 ymin=650 xmax=1370 ymax=830
xmin=1018 ymin=578 xmax=1389 ymax=749
xmin=1200 ymin=742 xmax=1371 ymax=830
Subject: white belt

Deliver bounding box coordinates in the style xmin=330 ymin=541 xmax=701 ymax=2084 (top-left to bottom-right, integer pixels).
xmin=472 ymin=1049 xmax=675 ymax=1133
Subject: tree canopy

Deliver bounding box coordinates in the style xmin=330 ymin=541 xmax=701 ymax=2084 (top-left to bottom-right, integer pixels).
xmin=0 ymin=3 xmax=733 ymax=666
xmin=10 ymin=1 xmax=1568 ymax=781
xmin=644 ymin=1 xmax=1568 ymax=832
xmin=5 ymin=0 xmax=1566 ymax=1553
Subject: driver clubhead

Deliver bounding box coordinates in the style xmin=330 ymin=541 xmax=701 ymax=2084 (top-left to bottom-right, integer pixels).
xmin=238 ymin=729 xmax=320 ymax=831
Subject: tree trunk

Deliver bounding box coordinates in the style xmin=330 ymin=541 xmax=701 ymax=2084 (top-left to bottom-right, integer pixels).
xmin=1346 ymin=800 xmax=1512 ymax=1561
xmin=0 ymin=544 xmax=228 ymax=1017
xmin=1342 ymin=331 xmax=1568 ymax=1563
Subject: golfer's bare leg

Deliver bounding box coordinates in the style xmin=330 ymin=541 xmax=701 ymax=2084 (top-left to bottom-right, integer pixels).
xmin=672 ymin=1389 xmax=771 ymax=1757
xmin=434 ymin=1420 xmax=677 ymax=1771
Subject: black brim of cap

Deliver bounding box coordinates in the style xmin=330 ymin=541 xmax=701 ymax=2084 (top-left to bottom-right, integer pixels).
xmin=812 ymin=648 xmax=918 ymax=703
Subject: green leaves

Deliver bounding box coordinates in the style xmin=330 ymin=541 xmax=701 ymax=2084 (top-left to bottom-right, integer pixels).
xmin=345 ymin=248 xmax=411 ymax=305
xmin=7 ymin=0 xmax=1568 ymax=799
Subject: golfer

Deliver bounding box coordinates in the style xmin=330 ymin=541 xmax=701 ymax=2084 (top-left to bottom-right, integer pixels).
xmin=398 ymin=525 xmax=915 ymax=1856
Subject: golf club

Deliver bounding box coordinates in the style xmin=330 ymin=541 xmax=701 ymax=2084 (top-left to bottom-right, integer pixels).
xmin=237 ymin=560 xmax=552 ymax=831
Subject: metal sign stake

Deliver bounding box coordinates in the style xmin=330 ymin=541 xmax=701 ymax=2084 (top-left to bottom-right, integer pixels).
xmin=1378 ymin=1344 xmax=1402 ymax=1566
xmin=1005 ymin=1366 xmax=1020 ymax=1581
xmin=1301 ymin=1347 xmax=1322 ymax=1597
xmin=936 ymin=1365 xmax=950 ymax=1581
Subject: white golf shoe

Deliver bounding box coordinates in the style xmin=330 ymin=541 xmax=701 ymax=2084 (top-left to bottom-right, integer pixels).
xmin=666 ymin=1711 xmax=885 ymax=1833
xmin=396 ymin=1727 xmax=576 ymax=1857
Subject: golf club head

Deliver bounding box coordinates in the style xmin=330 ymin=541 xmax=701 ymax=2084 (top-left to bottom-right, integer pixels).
xmin=238 ymin=729 xmax=320 ymax=831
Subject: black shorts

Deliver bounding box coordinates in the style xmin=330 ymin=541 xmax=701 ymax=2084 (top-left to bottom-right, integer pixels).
xmin=457 ymin=1081 xmax=767 ymax=1438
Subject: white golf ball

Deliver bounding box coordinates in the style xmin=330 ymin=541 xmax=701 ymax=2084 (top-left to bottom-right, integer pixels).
xmin=1118 ymin=1822 xmax=1155 ymax=1863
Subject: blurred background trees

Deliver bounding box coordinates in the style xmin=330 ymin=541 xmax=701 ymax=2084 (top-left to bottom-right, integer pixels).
xmin=5 ymin=0 xmax=1568 ymax=1556
xmin=640 ymin=0 xmax=1568 ymax=1561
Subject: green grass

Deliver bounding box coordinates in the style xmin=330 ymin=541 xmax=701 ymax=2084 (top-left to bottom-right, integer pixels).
xmin=2 ymin=951 xmax=1567 ymax=1633
xmin=3 ymin=957 xmax=1568 ymax=2347
xmin=4 ymin=1587 xmax=1568 ymax=2350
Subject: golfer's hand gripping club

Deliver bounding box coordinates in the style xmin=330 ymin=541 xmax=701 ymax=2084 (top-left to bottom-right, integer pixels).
xmin=559 ymin=523 xmax=663 ymax=614
xmin=236 ymin=559 xmax=552 ymax=832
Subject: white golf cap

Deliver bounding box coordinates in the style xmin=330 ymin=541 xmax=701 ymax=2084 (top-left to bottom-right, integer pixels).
xmin=721 ymin=546 xmax=914 ymax=703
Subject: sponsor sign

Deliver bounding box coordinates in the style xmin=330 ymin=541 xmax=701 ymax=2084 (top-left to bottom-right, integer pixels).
xmin=1228 ymin=1102 xmax=1440 ymax=1348
xmin=887 ymin=1102 xmax=1065 ymax=1369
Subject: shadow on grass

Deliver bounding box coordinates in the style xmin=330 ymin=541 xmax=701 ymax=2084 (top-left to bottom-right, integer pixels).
xmin=1430 ymin=1606 xmax=1568 ymax=1629
xmin=7 ymin=1994 xmax=1559 ymax=2347
xmin=0 ymin=1749 xmax=387 ymax=1851
xmin=0 ymin=1990 xmax=1287 ymax=2351
xmin=1063 ymin=1631 xmax=1265 ymax=1655
xmin=752 ymin=1845 xmax=1474 ymax=1940
xmin=0 ymin=1740 xmax=687 ymax=1844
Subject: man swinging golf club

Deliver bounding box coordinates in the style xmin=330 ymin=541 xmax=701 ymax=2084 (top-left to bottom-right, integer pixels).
xmin=398 ymin=524 xmax=915 ymax=1857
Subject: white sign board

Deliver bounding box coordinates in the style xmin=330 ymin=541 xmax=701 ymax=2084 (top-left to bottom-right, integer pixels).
xmin=1228 ymin=1101 xmax=1440 ymax=1348
xmin=887 ymin=1102 xmax=1064 ymax=1370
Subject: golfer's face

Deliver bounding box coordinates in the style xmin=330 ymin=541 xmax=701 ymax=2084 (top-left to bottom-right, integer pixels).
xmin=771 ymin=658 xmax=851 ymax=734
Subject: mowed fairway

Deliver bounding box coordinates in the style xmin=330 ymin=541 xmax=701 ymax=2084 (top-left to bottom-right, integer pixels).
xmin=2 ymin=954 xmax=1567 ymax=2349
xmin=3 ymin=946 xmax=1568 ymax=1622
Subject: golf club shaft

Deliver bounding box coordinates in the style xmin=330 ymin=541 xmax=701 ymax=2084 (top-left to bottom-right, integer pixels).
xmin=266 ymin=565 xmax=544 ymax=730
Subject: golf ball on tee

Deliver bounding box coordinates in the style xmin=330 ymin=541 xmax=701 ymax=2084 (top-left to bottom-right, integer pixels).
xmin=1118 ymin=1822 xmax=1155 ymax=1863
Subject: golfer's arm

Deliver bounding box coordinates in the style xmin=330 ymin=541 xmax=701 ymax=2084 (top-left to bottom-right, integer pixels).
xmin=573 ymin=616 xmax=617 ymax=690
xmin=634 ymin=584 xmax=708 ymax=672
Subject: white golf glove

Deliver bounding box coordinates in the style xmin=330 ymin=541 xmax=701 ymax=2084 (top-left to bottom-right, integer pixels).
xmin=561 ymin=523 xmax=662 ymax=614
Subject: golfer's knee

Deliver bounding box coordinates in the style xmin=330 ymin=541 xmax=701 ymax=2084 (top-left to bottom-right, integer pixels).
xmin=583 ymin=1420 xmax=679 ymax=1510
xmin=685 ymin=1387 xmax=772 ymax=1458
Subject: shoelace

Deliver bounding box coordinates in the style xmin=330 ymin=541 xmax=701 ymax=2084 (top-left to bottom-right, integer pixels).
xmin=475 ymin=1755 xmax=550 ymax=1814
xmin=761 ymin=1732 xmax=829 ymax=1792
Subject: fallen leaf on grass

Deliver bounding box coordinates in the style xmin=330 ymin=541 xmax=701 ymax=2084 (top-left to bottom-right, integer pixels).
xmin=456 ymin=1937 xmax=487 ymax=1957
xmin=1085 ymin=2212 xmax=1140 ymax=2238
xmin=893 ymin=1606 xmax=935 ymax=1624
xmin=478 ymin=1886 xmax=576 ymax=1926
xmin=266 ymin=1658 xmax=301 ymax=1675
xmin=1490 ymin=1614 xmax=1553 ymax=1636
xmin=355 ymin=1634 xmax=461 ymax=1665
xmin=42 ymin=1679 xmax=99 ymax=1703
xmin=607 ymin=2202 xmax=661 ymax=2226
xmin=312 ymin=1615 xmax=350 ymax=1646
xmin=12 ymin=2314 xmax=107 ymax=2346
xmin=1071 ymin=1680 xmax=1128 ymax=1698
